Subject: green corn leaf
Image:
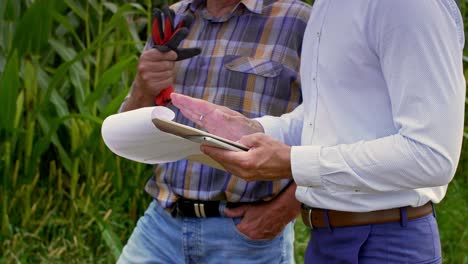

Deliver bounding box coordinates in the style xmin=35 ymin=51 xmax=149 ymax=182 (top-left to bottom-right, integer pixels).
xmin=32 ymin=112 xmax=101 ymax=177
xmin=2 ymin=0 xmax=19 ymax=22
xmin=0 ymin=50 xmax=19 ymax=132
xmin=103 ymin=2 xmax=118 ymax=13
xmin=77 ymin=198 xmax=123 ymax=261
xmin=14 ymin=90 xmax=24 ymax=129
xmin=64 ymin=0 xmax=87 ymax=21
xmin=37 ymin=66 xmax=70 ymax=118
xmin=0 ymin=0 xmax=6 ymax=21
xmin=51 ymin=11 xmax=85 ymax=50
xmin=101 ymin=34 xmax=116 ymax=72
xmin=85 ymin=55 xmax=137 ymax=106
xmin=39 ymin=4 xmax=145 ymax=113
xmin=50 ymin=90 xmax=70 ymax=118
xmin=35 ymin=113 xmax=73 ymax=176
xmin=49 ymin=38 xmax=88 ymax=109
xmin=98 ymin=218 xmax=123 ymax=261
xmin=11 ymin=0 xmax=56 ymax=56
xmin=1 ymin=192 xmax=11 ymax=237
xmin=102 ymin=3 xmax=146 ymax=37
xmin=87 ymin=0 xmax=101 ymax=14
xmin=101 ymin=86 xmax=131 ymax=118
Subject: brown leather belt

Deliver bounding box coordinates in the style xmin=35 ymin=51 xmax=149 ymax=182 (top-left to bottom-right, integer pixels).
xmin=301 ymin=203 xmax=433 ymax=228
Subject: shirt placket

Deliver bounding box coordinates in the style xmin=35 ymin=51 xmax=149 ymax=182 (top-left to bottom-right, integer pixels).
xmin=302 ymin=0 xmax=330 ymax=144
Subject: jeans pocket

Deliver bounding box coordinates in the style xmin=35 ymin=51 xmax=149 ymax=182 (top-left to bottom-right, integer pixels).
xmin=228 ymin=217 xmax=282 ymax=245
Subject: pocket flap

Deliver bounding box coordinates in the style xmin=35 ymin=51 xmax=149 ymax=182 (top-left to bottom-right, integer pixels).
xmin=224 ymin=55 xmax=283 ymax=78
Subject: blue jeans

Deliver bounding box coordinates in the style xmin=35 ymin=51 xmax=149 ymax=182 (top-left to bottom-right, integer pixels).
xmin=118 ymin=200 xmax=295 ymax=264
xmin=305 ymin=213 xmax=442 ymax=263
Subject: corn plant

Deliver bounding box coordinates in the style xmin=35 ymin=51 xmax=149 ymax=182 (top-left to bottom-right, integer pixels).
xmin=0 ymin=0 xmax=166 ymax=262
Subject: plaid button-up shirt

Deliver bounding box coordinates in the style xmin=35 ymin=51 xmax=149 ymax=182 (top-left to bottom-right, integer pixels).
xmin=144 ymin=0 xmax=311 ymax=208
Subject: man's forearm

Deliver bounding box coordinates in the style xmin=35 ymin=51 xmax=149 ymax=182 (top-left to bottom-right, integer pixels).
xmin=120 ymin=81 xmax=155 ymax=112
xmin=273 ymin=182 xmax=301 ymax=220
xmin=224 ymin=181 xmax=301 ymax=240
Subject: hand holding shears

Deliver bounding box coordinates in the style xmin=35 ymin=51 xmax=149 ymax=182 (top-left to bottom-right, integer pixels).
xmin=150 ymin=6 xmax=201 ymax=105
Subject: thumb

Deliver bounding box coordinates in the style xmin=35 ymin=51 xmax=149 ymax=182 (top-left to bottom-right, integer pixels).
xmin=224 ymin=205 xmax=247 ymax=218
xmin=238 ymin=133 xmax=263 ymax=148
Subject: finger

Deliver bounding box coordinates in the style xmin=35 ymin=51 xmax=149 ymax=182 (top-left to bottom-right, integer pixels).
xmin=139 ymin=59 xmax=175 ymax=73
xmin=238 ymin=133 xmax=265 ymax=148
xmin=171 ymin=93 xmax=217 ymax=116
xmin=201 ymin=145 xmax=247 ymax=166
xmin=138 ymin=77 xmax=173 ymax=96
xmin=141 ymin=49 xmax=177 ymax=62
xmin=138 ymin=70 xmax=173 ymax=84
xmin=179 ymin=108 xmax=203 ymax=125
xmin=178 ymin=108 xmax=219 ymax=134
xmin=201 ymin=146 xmax=259 ymax=180
xmin=182 ymin=107 xmax=223 ymax=127
xmin=224 ymin=205 xmax=247 ymax=218
xmin=152 ymin=79 xmax=174 ymax=93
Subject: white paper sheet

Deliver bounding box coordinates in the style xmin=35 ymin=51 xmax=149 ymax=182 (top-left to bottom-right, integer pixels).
xmin=101 ymin=106 xmax=202 ymax=164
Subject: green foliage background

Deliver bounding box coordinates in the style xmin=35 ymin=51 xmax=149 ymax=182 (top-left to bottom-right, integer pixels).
xmin=0 ymin=0 xmax=466 ymax=263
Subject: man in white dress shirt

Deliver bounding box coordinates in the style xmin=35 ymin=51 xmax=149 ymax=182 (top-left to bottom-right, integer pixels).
xmin=170 ymin=0 xmax=465 ymax=262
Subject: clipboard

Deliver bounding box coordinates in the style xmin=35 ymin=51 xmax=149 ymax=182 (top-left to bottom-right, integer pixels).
xmin=101 ymin=106 xmax=248 ymax=171
xmin=152 ymin=117 xmax=249 ymax=151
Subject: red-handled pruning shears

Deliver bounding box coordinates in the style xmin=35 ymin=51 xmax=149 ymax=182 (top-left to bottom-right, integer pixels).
xmin=151 ymin=6 xmax=201 ymax=106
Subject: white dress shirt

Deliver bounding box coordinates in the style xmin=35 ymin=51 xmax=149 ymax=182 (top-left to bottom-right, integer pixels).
xmin=257 ymin=0 xmax=466 ymax=212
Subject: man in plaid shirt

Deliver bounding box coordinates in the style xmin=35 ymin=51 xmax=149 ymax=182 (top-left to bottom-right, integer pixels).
xmin=118 ymin=0 xmax=310 ymax=262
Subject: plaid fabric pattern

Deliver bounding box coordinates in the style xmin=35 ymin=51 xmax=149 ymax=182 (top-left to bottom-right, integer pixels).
xmin=224 ymin=56 xmax=284 ymax=77
xmin=144 ymin=0 xmax=310 ymax=208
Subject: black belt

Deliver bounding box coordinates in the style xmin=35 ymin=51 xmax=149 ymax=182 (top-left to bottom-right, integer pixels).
xmin=171 ymin=198 xmax=247 ymax=218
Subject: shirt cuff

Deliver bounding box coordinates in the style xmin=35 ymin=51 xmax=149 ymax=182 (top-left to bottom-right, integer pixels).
xmin=291 ymin=145 xmax=322 ymax=187
xmin=255 ymin=116 xmax=284 ymax=141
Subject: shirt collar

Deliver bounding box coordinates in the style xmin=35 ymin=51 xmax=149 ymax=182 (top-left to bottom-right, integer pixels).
xmin=180 ymin=0 xmax=263 ymax=15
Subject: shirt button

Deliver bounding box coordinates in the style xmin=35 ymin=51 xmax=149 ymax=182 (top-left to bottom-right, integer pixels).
xmin=316 ymin=32 xmax=321 ymax=37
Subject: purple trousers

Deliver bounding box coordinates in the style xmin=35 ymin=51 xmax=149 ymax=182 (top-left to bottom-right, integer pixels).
xmin=305 ymin=213 xmax=442 ymax=263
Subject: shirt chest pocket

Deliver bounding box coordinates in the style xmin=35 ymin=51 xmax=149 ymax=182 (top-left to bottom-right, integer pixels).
xmin=224 ymin=55 xmax=283 ymax=78
xmin=221 ymin=55 xmax=285 ymax=103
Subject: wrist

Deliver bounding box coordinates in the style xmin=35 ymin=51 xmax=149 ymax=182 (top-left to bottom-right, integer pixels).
xmin=275 ymin=183 xmax=301 ymax=218
xmin=121 ymin=81 xmax=155 ymax=111
xmin=250 ymin=119 xmax=265 ymax=133
xmin=280 ymin=145 xmax=293 ymax=179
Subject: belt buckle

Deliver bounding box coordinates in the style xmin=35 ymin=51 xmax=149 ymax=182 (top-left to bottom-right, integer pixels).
xmin=178 ymin=199 xmax=208 ymax=218
xmin=174 ymin=198 xmax=240 ymax=218
xmin=193 ymin=202 xmax=206 ymax=218
xmin=308 ymin=208 xmax=314 ymax=229
xmin=301 ymin=203 xmax=314 ymax=229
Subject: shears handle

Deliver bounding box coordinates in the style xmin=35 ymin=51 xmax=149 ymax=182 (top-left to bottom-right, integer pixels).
xmin=155 ymin=86 xmax=174 ymax=106
xmin=151 ymin=7 xmax=200 ymax=106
